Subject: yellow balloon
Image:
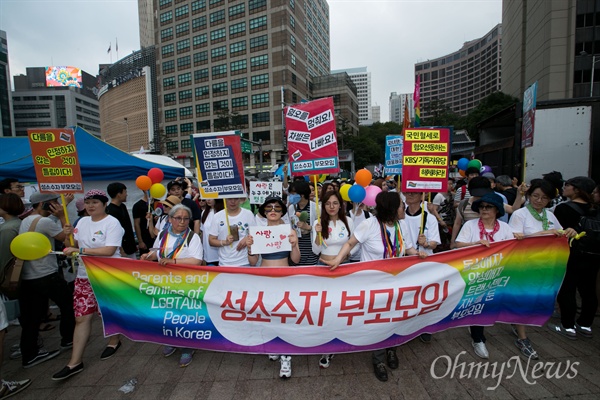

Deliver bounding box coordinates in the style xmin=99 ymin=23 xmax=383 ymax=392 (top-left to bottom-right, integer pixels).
xmin=10 ymin=232 xmax=52 ymax=260
xmin=150 ymin=183 xmax=167 ymax=199
xmin=339 ymin=184 xmax=352 ymax=202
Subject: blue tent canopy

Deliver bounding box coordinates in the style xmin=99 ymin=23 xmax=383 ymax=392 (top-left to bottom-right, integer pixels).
xmin=0 ymin=127 xmax=185 ymax=181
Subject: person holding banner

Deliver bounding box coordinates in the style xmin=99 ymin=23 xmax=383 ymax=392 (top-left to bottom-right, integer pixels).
xmin=320 ymin=191 xmax=426 ymax=382
xmin=141 ymin=204 xmax=203 ymax=367
xmin=53 ymin=189 xmax=124 ymax=381
xmin=509 ymin=179 xmax=575 ymax=359
xmin=246 ymin=195 xmax=299 ymax=378
xmin=208 ymin=198 xmax=255 ymax=267
xmin=455 ymin=192 xmax=515 ymax=359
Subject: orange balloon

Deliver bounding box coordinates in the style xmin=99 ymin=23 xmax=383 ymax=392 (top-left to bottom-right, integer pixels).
xmin=136 ymin=175 xmax=153 ymax=191
xmin=355 ymin=169 xmax=372 ymax=187
xmin=459 ymin=169 xmax=466 ymax=177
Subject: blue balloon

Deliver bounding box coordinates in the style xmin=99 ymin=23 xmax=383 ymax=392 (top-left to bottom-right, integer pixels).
xmin=348 ymin=184 xmax=366 ymax=203
xmin=457 ymin=158 xmax=469 ymax=171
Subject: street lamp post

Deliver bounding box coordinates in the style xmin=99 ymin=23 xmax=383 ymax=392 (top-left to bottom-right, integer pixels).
xmin=580 ymin=51 xmax=597 ymax=97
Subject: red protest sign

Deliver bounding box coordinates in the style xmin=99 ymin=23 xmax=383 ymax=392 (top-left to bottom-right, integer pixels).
xmin=285 ymin=97 xmax=340 ymax=176
xmin=402 ymin=128 xmax=450 ymax=193
xmin=28 ymin=128 xmax=84 ymax=193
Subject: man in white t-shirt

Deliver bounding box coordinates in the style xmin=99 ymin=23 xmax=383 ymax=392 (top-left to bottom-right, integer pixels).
xmin=208 ymin=198 xmax=255 ymax=266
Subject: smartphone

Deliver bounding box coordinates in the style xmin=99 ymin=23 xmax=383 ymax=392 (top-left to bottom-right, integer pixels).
xmin=42 ymin=202 xmax=52 ymax=211
xmin=229 ymin=225 xmax=240 ymax=241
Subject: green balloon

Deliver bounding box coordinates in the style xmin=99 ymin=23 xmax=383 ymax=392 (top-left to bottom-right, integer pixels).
xmin=467 ymin=159 xmax=482 ymax=171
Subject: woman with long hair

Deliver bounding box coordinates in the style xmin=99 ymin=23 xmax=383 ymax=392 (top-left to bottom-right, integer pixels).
xmin=321 ymin=191 xmax=426 ymax=382
xmin=549 ymin=176 xmax=598 ymax=339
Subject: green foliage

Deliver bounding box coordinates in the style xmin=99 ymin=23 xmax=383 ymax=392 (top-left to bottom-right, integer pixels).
xmin=348 ymin=122 xmax=403 ymax=169
xmin=459 ymin=92 xmax=519 ymax=141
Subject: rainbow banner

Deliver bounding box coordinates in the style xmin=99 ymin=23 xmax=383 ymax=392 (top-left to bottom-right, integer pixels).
xmin=83 ymin=237 xmax=568 ymax=355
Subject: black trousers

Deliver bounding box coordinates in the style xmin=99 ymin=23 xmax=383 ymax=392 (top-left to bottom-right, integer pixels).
xmin=19 ymin=273 xmax=75 ymax=364
xmin=558 ymin=254 xmax=600 ymax=329
xmin=470 ymin=326 xmax=486 ymax=343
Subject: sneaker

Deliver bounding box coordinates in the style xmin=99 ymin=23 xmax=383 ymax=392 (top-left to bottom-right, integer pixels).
xmin=100 ymin=341 xmax=121 ymax=360
xmin=515 ymin=338 xmax=539 ymax=360
xmin=575 ymin=323 xmax=592 ymax=338
xmin=547 ymin=323 xmax=577 ymax=340
xmin=9 ymin=344 xmax=19 ymax=353
xmin=8 ymin=349 xmax=21 ymax=360
xmin=279 ymin=355 xmax=292 ymax=378
xmin=420 ymin=333 xmax=432 ymax=343
xmin=11 ymin=338 xmax=44 ymax=359
xmin=472 ymin=342 xmax=489 ymax=359
xmin=22 ymin=349 xmax=60 ymax=369
xmin=319 ymin=354 xmax=334 ymax=369
xmin=510 ymin=324 xmax=518 ymax=338
xmin=373 ymin=363 xmax=388 ymax=382
xmin=179 ymin=352 xmax=194 ymax=367
xmin=52 ymin=363 xmax=84 ymax=381
xmin=60 ymin=341 xmax=73 ymax=351
xmin=386 ymin=349 xmax=399 ymax=369
xmin=163 ymin=346 xmax=176 ymax=357
xmin=268 ymin=354 xmax=280 ymax=361
xmin=0 ymin=379 xmax=32 ymax=398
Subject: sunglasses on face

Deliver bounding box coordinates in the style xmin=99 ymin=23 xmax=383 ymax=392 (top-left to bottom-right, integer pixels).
xmin=264 ymin=205 xmax=282 ymax=212
xmin=479 ymin=204 xmax=496 ymax=210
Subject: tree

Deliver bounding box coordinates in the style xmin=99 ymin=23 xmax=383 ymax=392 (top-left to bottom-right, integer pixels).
xmin=148 ymin=129 xmax=172 ymax=155
xmin=421 ymin=98 xmax=461 ymax=127
xmin=213 ymin=108 xmax=246 ymax=131
xmin=460 ymin=92 xmax=519 ymax=141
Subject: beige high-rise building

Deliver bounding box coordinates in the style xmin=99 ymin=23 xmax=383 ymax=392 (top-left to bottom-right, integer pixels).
xmin=139 ymin=0 xmax=331 ymax=168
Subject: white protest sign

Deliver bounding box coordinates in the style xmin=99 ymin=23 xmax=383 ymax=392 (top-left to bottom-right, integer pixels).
xmin=249 ymin=225 xmax=292 ymax=254
xmin=249 ymin=181 xmax=283 ymax=205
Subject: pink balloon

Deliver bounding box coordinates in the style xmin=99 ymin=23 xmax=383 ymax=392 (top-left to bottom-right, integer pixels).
xmin=363 ymin=185 xmax=382 ymax=207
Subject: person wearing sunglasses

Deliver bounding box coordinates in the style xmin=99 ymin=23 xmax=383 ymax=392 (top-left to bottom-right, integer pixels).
xmin=246 ymin=196 xmax=300 ymax=379
xmin=141 ymin=204 xmax=203 ymax=367
xmin=455 ymin=192 xmax=515 ymax=360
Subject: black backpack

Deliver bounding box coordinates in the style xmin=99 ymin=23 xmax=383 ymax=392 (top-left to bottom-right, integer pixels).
xmin=565 ymin=202 xmax=600 ymax=256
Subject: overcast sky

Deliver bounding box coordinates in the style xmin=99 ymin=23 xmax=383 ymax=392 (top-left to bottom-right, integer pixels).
xmin=1 ymin=0 xmax=501 ymax=122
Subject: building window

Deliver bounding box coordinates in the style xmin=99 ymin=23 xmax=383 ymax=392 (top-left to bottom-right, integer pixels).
xmin=181 ymin=139 xmax=192 ymax=151
xmin=164 ymin=93 xmax=176 ymax=105
xmin=251 ymin=73 xmax=269 ymax=87
xmin=212 ymin=64 xmax=227 ymax=77
xmin=178 ymin=72 xmax=192 ymax=85
xmin=229 ymin=3 xmax=245 ymax=18
xmin=230 ymin=59 xmax=247 ymax=73
xmin=249 ymin=0 xmax=267 ymax=12
xmin=194 ymin=68 xmax=209 ymax=82
xmin=163 ymin=76 xmax=175 ymax=88
xmin=211 ymin=45 xmax=227 ymax=59
xmin=167 ymin=141 xmax=179 ymax=152
xmin=193 ymin=33 xmax=207 ymax=48
xmin=290 ymin=35 xmax=296 ymax=48
xmin=180 ymin=123 xmax=194 ymax=133
xmin=197 ymin=120 xmax=211 ymax=131
xmin=231 ymin=96 xmax=248 ymax=108
xmin=194 ymin=50 xmax=208 ymax=65
xmin=252 ymin=93 xmax=269 ymax=106
xmin=177 ymin=55 xmax=191 ymax=69
xmin=161 ymin=27 xmax=173 ymax=41
xmin=251 ymin=54 xmax=268 ymax=68
xmin=191 ymin=0 xmax=205 ymax=13
xmin=180 ymin=106 xmax=194 ymax=118
xmin=230 ymin=40 xmax=246 ymax=55
xmin=210 ymin=28 xmax=226 ymax=42
xmin=175 ymin=5 xmax=189 ymax=19
xmin=212 ymin=82 xmax=228 ymax=94
xmin=291 ymin=54 xmax=296 ymax=66
xmin=176 ymin=38 xmax=190 ymax=53
xmin=160 ymin=11 xmax=172 ymax=25
xmin=165 ymin=125 xmax=178 ymax=135
xmin=249 ymin=16 xmax=267 ymax=31
xmin=290 ymin=15 xmax=295 ymax=29
xmin=192 ymin=16 xmax=206 ymax=31
xmin=162 ymin=60 xmax=175 ymax=73
xmin=249 ymin=34 xmax=267 ymax=50
xmin=159 ymin=0 xmax=172 ymax=9
xmin=209 ymin=0 xmax=223 ymax=5
xmin=229 ymin=22 xmax=245 ymax=37
xmin=196 ymin=103 xmax=210 ymax=114
xmin=290 ymin=0 xmax=295 ymax=9
xmin=231 ymin=77 xmax=247 ymax=91
xmin=179 ymin=89 xmax=192 ymax=101
xmin=252 ymin=112 xmax=270 ymax=124
xmin=165 ymin=109 xmax=177 ymax=120
xmin=162 ymin=43 xmax=174 ymax=57
xmin=210 ymin=10 xmax=225 ymax=25
xmin=213 ymin=100 xmax=228 ymax=112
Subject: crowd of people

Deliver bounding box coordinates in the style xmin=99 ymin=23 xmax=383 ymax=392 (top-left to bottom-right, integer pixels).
xmin=0 ymin=167 xmax=598 ymax=393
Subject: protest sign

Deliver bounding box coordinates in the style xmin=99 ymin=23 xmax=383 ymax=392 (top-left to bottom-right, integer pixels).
xmin=83 ymin=236 xmax=567 ymax=354
xmin=249 ymin=181 xmax=283 ymax=205
xmin=285 ymin=97 xmax=339 ymax=176
xmin=385 ymin=135 xmax=403 ymax=175
xmin=249 ymin=225 xmax=292 ymax=254
xmin=402 ymin=128 xmax=450 ymax=192
xmin=27 ymin=128 xmax=83 ymax=193
xmin=192 ymin=131 xmax=246 ymax=198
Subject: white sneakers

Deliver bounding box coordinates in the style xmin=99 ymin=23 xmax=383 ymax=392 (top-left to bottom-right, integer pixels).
xmin=472 ymin=341 xmax=489 ymax=359
xmin=279 ymin=356 xmax=292 ymax=378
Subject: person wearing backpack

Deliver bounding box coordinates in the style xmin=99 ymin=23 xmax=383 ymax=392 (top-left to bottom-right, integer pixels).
xmin=549 ymin=176 xmax=598 ymax=339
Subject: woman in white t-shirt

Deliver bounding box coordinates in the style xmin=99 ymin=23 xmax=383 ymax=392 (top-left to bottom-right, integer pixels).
xmin=142 ymin=204 xmax=203 ymax=367
xmin=320 ymin=191 xmax=426 ymax=383
xmin=53 ymin=190 xmax=124 ymax=381
xmin=200 ymin=199 xmax=223 ymax=266
xmin=455 ymin=192 xmax=515 ymax=361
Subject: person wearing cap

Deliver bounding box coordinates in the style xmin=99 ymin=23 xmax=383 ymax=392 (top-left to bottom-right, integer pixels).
xmin=246 ymin=196 xmax=299 ymax=378
xmin=453 ymin=167 xmax=480 ymax=208
xmin=106 ymin=183 xmax=137 ymax=259
xmin=455 ymin=192 xmax=516 ymax=359
xmin=17 ymin=192 xmax=75 ymax=369
xmin=549 ymin=176 xmax=599 ymax=340
xmin=150 ymin=195 xmax=181 ymax=236
xmin=207 ymin=196 xmax=255 ymax=267
xmin=53 ymin=189 xmax=124 ymax=381
xmin=167 ymin=180 xmax=202 ymax=235
xmin=543 ymin=171 xmax=567 ymax=212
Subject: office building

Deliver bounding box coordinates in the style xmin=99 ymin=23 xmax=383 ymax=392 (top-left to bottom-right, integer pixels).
xmin=12 ymin=67 xmax=100 ymax=137
xmin=141 ymin=0 xmax=331 ymax=166
xmin=389 ymin=91 xmax=414 ymax=125
xmin=371 ymin=104 xmax=380 ymax=123
xmin=0 ymin=30 xmax=15 ymax=137
xmin=415 ymin=24 xmax=502 ymax=119
xmin=331 ymin=66 xmax=371 ymax=124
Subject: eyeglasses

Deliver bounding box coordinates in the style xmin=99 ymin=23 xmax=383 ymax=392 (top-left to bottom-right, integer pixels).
xmin=479 ymin=204 xmax=496 ymax=210
xmin=264 ymin=205 xmax=282 ymax=212
xmin=325 ymin=202 xmax=340 ymax=207
xmin=172 ymin=216 xmax=190 ymax=223
xmin=530 ymin=194 xmax=550 ymax=202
